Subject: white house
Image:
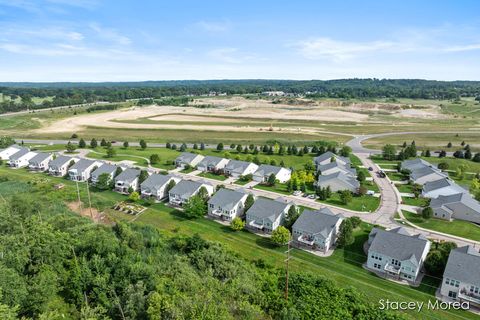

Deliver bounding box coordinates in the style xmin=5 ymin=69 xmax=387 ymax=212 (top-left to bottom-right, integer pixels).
xmin=224 ymin=160 xmax=258 ymax=178
xmin=317 ymin=161 xmax=356 ymax=177
xmin=8 ymin=148 xmax=37 ymax=168
xmin=196 ymin=156 xmax=230 ymax=173
xmin=140 ymin=174 xmax=181 ymax=201
xmin=422 ymin=178 xmax=466 ymax=199
xmin=253 ymin=165 xmax=291 ymax=183
xmin=28 ymin=152 xmax=53 ymax=171
xmin=245 ymin=197 xmax=292 ymax=233
xmin=114 ymin=168 xmax=141 ymax=193
xmin=48 ymin=155 xmax=79 ymax=177
xmin=440 ymin=245 xmax=480 ymax=306
xmin=366 ymin=227 xmax=430 ymax=283
xmin=168 ymin=180 xmax=214 ymax=206
xmin=91 ymin=163 xmax=120 ymax=186
xmin=207 ymin=188 xmax=248 ymax=221
xmin=0 ymin=145 xmax=22 ymax=160
xmin=68 ymin=159 xmax=102 ymax=182
xmin=174 ymin=152 xmax=205 ymax=168
xmin=292 ymin=208 xmax=344 ymax=253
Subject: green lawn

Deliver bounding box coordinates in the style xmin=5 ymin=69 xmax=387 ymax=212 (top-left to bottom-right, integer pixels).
xmin=401 ymin=197 xmax=429 ymax=207
xmin=197 ymin=171 xmax=228 ymax=181
xmin=318 ymin=192 xmax=380 ymax=212
xmin=387 ymin=172 xmax=408 ymax=181
xmin=0 ymin=166 xmax=476 ymax=320
xmin=402 ymin=211 xmax=480 ymax=242
xmin=234 ymin=179 xmax=251 ymax=185
xmin=396 ymin=183 xmax=415 ymax=193
xmin=254 ymin=183 xmax=291 ymax=195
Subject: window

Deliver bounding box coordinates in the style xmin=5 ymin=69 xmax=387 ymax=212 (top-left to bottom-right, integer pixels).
xmin=470 ymin=286 xmax=479 ymax=294
xmin=448 ymin=291 xmax=457 ymax=299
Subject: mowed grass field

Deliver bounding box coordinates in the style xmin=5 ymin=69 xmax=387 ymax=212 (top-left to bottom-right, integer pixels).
xmin=0 ymin=166 xmax=475 ymax=320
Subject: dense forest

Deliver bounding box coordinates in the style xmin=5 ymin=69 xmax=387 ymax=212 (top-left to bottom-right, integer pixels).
xmin=1 ymin=79 xmax=480 ymax=114
xmin=0 ymin=187 xmax=403 ymax=319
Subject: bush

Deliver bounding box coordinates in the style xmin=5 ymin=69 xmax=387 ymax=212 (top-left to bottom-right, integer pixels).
xmin=422 ymin=207 xmax=433 ymax=219
xmin=271 ymin=226 xmax=290 ymax=246
xmin=230 ymin=217 xmax=245 ymax=231
xmin=437 ymin=162 xmax=449 ymax=170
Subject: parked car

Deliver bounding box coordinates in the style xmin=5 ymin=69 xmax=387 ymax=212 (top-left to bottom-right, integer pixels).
xmin=368 ymin=166 xmax=373 ymax=171
xmin=293 ymin=190 xmax=302 ymax=196
xmin=366 ymin=190 xmax=375 ymax=196
xmin=307 ymin=194 xmax=316 ymax=199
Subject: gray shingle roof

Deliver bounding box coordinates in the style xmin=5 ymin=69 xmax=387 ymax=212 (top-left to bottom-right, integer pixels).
xmin=318 ymin=161 xmax=356 ymax=175
xmin=410 ymin=166 xmax=446 ymax=181
xmin=292 ymin=208 xmax=343 ymax=238
xmin=169 ymin=180 xmax=205 ymax=198
xmin=317 ymin=171 xmax=360 ymax=188
xmin=246 ymin=198 xmax=290 ymax=221
xmin=91 ymin=163 xmax=118 ymax=178
xmin=198 ymin=155 xmax=226 ymax=167
xmin=115 ymin=168 xmax=140 ymax=183
xmin=368 ymin=227 xmax=429 ymax=267
xmin=29 ymin=152 xmax=52 ymax=164
xmin=141 ymin=173 xmax=174 ymax=191
xmin=443 ymin=246 xmax=480 ymax=287
xmin=208 ymin=188 xmax=246 ymax=211
xmin=176 ymin=152 xmax=203 ymax=164
xmin=49 ymin=155 xmax=74 ymax=168
xmin=422 ymin=178 xmax=462 ymax=193
xmin=225 ymin=160 xmax=256 ymax=175
xmin=430 ymin=192 xmax=480 ymax=213
xmin=254 ymin=164 xmax=287 ymax=176
xmin=69 ymin=159 xmax=98 ymax=173
xmin=401 ymin=158 xmax=431 ymax=171
xmin=314 ymin=152 xmax=350 ymax=165
xmin=9 ymin=147 xmax=30 ymax=160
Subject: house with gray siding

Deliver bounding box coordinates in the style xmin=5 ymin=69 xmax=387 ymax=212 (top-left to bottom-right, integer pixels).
xmin=430 ymin=192 xmax=480 ymax=224
xmin=292 ymin=208 xmax=344 ymax=253
xmin=317 ymin=161 xmax=356 ymax=176
xmin=68 ymin=159 xmax=102 ymax=181
xmin=207 ymin=188 xmax=248 ymax=221
xmin=245 ymin=198 xmax=292 ymax=233
xmin=28 ymin=152 xmax=53 ymax=171
xmin=315 ymin=171 xmax=360 ymax=193
xmin=440 ymin=246 xmax=480 ymax=306
xmin=224 ymin=160 xmax=258 ymax=178
xmin=174 ymin=152 xmax=204 ymax=168
xmin=422 ymin=178 xmax=466 ymax=199
xmin=400 ymin=158 xmax=432 ymax=172
xmin=48 ymin=155 xmax=79 ymax=177
xmin=91 ymin=164 xmax=120 ymax=186
xmin=168 ymin=180 xmax=214 ymax=206
xmin=366 ymin=227 xmax=430 ymax=283
xmin=141 ymin=174 xmax=181 ymax=201
xmin=114 ymin=168 xmax=141 ymax=193
xmin=409 ymin=166 xmax=448 ymax=185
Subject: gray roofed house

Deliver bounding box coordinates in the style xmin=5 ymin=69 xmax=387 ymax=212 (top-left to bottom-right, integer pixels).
xmin=28 ymin=152 xmax=53 ymax=171
xmin=48 ymin=155 xmax=79 ymax=176
xmin=8 ymin=147 xmax=29 ymax=161
xmin=91 ymin=163 xmax=119 ymax=185
xmin=141 ymin=174 xmax=181 ymax=200
xmin=292 ymin=208 xmax=344 ymax=252
xmin=196 ymin=155 xmax=229 ymax=172
xmin=366 ymin=227 xmax=430 ymax=283
xmin=409 ymin=166 xmax=447 ymax=185
xmin=8 ymin=147 xmax=37 ymax=168
xmin=175 ymin=152 xmax=205 ymax=168
xmin=253 ymin=164 xmax=291 ymax=183
xmin=314 ymin=151 xmax=350 ymax=168
xmin=114 ymin=168 xmax=141 ymax=193
xmin=317 ymin=161 xmax=356 ymax=176
xmin=0 ymin=145 xmax=22 ymax=160
xmin=400 ymin=158 xmax=431 ymax=171
xmin=422 ymin=178 xmax=466 ymax=199
xmin=440 ymin=246 xmax=480 ymax=305
xmin=430 ymin=192 xmax=480 ymax=223
xmin=68 ymin=159 xmax=101 ymax=181
xmin=315 ymin=171 xmax=360 ymax=193
xmin=169 ymin=179 xmax=214 ymax=206
xmin=224 ymin=160 xmax=258 ymax=178
xmin=245 ymin=197 xmax=292 ymax=233
xmin=207 ymin=188 xmax=248 ymax=220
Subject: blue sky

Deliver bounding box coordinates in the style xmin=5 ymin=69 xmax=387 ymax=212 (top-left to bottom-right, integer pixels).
xmin=1 ymin=0 xmax=480 ymax=81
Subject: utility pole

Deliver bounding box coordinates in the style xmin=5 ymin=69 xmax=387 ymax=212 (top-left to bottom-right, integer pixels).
xmin=284 ymin=238 xmax=292 ymax=301
xmin=85 ymin=182 xmax=93 ymax=219
xmin=75 ymin=180 xmax=82 ymax=214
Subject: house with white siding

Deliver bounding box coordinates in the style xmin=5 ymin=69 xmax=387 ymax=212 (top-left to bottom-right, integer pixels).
xmin=168 ymin=180 xmax=214 ymax=206
xmin=409 ymin=166 xmax=448 ymax=185
xmin=91 ymin=163 xmax=120 ymax=186
xmin=8 ymin=148 xmax=37 ymax=168
xmin=207 ymin=188 xmax=248 ymax=221
xmin=28 ymin=152 xmax=53 ymax=171
xmin=224 ymin=160 xmax=258 ymax=178
xmin=174 ymin=152 xmax=204 ymax=168
xmin=141 ymin=174 xmax=181 ymax=201
xmin=114 ymin=168 xmax=141 ymax=193
xmin=314 ymin=151 xmax=350 ymax=169
xmin=196 ymin=156 xmax=229 ymax=173
xmin=245 ymin=198 xmax=292 ymax=233
xmin=48 ymin=155 xmax=79 ymax=177
xmin=68 ymin=159 xmax=102 ymax=181
xmin=253 ymin=165 xmax=291 ymax=183
xmin=0 ymin=145 xmax=22 ymax=160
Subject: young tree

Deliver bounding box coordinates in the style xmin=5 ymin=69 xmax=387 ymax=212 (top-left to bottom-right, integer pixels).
xmin=196 ymin=186 xmax=210 ymax=201
xmin=236 ymin=144 xmax=243 ymax=153
xmin=180 ymin=143 xmax=187 ymax=152
xmin=95 ymin=173 xmax=112 ymax=190
xmin=348 ymin=216 xmax=362 ymax=229
xmin=473 ymin=153 xmax=480 ymax=163
xmin=424 ymin=241 xmax=457 ymax=276
xmin=150 ymin=154 xmax=160 ymax=164
xmin=78 ymin=138 xmax=86 ymax=148
xmin=230 ymin=217 xmax=245 ymax=231
xmin=90 ymin=138 xmax=98 ymax=148
xmin=425 ymin=149 xmax=431 ymax=157
xmin=339 ymin=190 xmax=353 ymax=205
xmin=166 ymin=179 xmax=176 ymax=193
xmin=114 ymin=166 xmax=123 ymax=177
xmin=71 ymin=133 xmax=78 ymax=139
xmin=139 ymin=139 xmax=147 ymax=150
xmin=422 ymin=207 xmax=433 ymax=219
xmin=106 ymin=146 xmax=116 ymax=158
xmin=139 ymin=170 xmax=149 ymax=184
xmin=183 ymin=195 xmax=207 ymax=218
xmin=337 ymin=219 xmax=354 ymax=247
xmin=193 ymin=143 xmax=198 ymax=150
xmin=437 ymin=162 xmax=449 ymax=170
xmin=123 ymin=141 xmax=129 ymax=148
xmin=304 ymin=160 xmax=315 ymax=172
xmin=128 ymin=191 xmax=140 ymax=202
xmin=284 ymin=206 xmax=300 ymax=230
xmin=100 ymin=138 xmax=107 ymax=147
xmin=382 ymin=144 xmax=396 ymax=160
xmin=200 ymin=142 xmax=205 ymax=150
xmin=271 ymin=226 xmax=290 ymax=246
xmin=217 ymin=143 xmax=224 ymax=151
xmin=244 ymin=194 xmax=255 ymax=211
xmin=66 ymin=141 xmax=76 ymax=153
xmin=166 ymin=142 xmax=171 ymax=149
xmin=340 ymin=146 xmax=352 ymax=157
xmin=267 ymin=173 xmax=276 ymax=186
xmin=357 ymin=171 xmax=366 ymax=183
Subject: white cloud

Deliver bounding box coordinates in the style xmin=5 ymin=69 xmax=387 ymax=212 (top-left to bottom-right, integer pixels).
xmin=195 ymin=20 xmax=231 ymax=33
xmin=89 ymin=23 xmax=131 ymax=45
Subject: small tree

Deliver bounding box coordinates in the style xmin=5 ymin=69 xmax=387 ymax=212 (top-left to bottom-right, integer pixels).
xmin=106 ymin=146 xmax=116 ymax=158
xmin=244 ymin=194 xmax=255 ymax=211
xmin=128 ymin=191 xmax=140 ymax=202
xmin=382 ymin=144 xmax=396 ymax=161
xmin=349 ymin=216 xmax=361 ymax=229
xmin=337 ymin=219 xmax=354 ymax=248
xmin=422 ymin=207 xmax=433 ymax=219
xmin=271 ymin=226 xmax=290 ymax=246
xmin=357 ymin=171 xmax=366 ymax=183
xmin=267 ymin=173 xmax=276 ymax=186
xmin=230 ymin=217 xmax=245 ymax=231
xmin=114 ymin=166 xmax=123 ymax=177
xmin=150 ymin=154 xmax=160 ymax=165
xmin=90 ymin=138 xmax=98 ymax=148
xmin=217 ymin=143 xmax=224 ymax=151
xmin=96 ymin=173 xmax=111 ymax=190
xmin=166 ymin=179 xmax=176 ymax=193
xmin=183 ymin=195 xmax=207 ymax=218
xmin=437 ymin=162 xmax=449 ymax=170
xmin=200 ymin=143 xmax=205 ymax=150
xmin=78 ymin=138 xmax=86 ymax=148
xmin=139 ymin=139 xmax=147 ymax=150
xmin=139 ymin=170 xmax=149 ymax=184
xmin=123 ymin=141 xmax=129 ymax=148
xmin=340 ymin=146 xmax=352 ymax=157
xmin=284 ymin=206 xmax=300 ymax=230
xmin=197 ymin=186 xmax=210 ymax=201
xmin=339 ymin=190 xmax=353 ymax=205
xmin=71 ymin=133 xmax=78 ymax=138
xmin=66 ymin=141 xmax=76 ymax=153
xmin=193 ymin=143 xmax=198 ymax=150
xmin=100 ymin=138 xmax=107 ymax=147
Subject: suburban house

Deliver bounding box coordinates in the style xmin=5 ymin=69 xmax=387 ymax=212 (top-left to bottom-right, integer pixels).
xmin=91 ymin=163 xmax=120 ymax=186
xmin=140 ymin=174 xmax=181 ymax=201
xmin=440 ymin=245 xmax=480 ymax=305
xmin=28 ymin=152 xmax=53 ymax=171
xmin=207 ymin=188 xmax=248 ymax=221
xmin=317 ymin=161 xmax=356 ymax=177
xmin=168 ymin=180 xmax=214 ymax=206
xmin=224 ymin=160 xmax=258 ymax=178
xmin=0 ymin=145 xmax=22 ymax=160
xmin=314 ymin=151 xmax=350 ymax=169
xmin=429 ymin=192 xmax=480 ymax=223
xmin=422 ymin=178 xmax=466 ymax=199
xmin=252 ymin=165 xmax=291 ymax=183
xmin=400 ymin=158 xmax=432 ymax=172
xmin=68 ymin=159 xmax=102 ymax=182
xmin=48 ymin=155 xmax=79 ymax=177
xmin=409 ymin=166 xmax=448 ymax=185
xmin=196 ymin=156 xmax=230 ymax=173
xmin=114 ymin=168 xmax=141 ymax=193
xmin=245 ymin=197 xmax=292 ymax=233
xmin=366 ymin=227 xmax=430 ymax=283
xmin=292 ymin=208 xmax=344 ymax=253
xmin=8 ymin=148 xmax=37 ymax=168
xmin=174 ymin=152 xmax=205 ymax=168
xmin=315 ymin=171 xmax=360 ymax=193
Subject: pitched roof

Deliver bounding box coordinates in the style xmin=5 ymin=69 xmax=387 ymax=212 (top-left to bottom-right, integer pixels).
xmin=141 ymin=173 xmax=174 ymax=190
xmin=292 ymin=208 xmax=343 ymax=238
xmin=443 ymin=246 xmax=480 ymax=287
xmin=208 ymin=188 xmax=246 ymax=211
xmin=176 ymin=152 xmax=203 ymax=163
xmin=198 ymin=155 xmax=227 ymax=167
xmin=368 ymin=227 xmax=429 ymax=267
xmin=9 ymin=147 xmax=31 ymax=160
xmin=422 ymin=178 xmax=464 ymax=193
xmin=91 ymin=163 xmax=118 ymax=178
xmin=115 ymin=168 xmax=140 ymax=183
xmin=49 ymin=155 xmax=74 ymax=168
xmin=314 ymin=151 xmax=350 ymax=165
xmin=317 ymin=161 xmax=356 ymax=175
xmin=246 ymin=197 xmax=290 ymax=221
xmin=410 ymin=166 xmax=446 ymax=181
xmin=254 ymin=164 xmax=288 ymax=176
xmin=430 ymin=192 xmax=480 ymax=213
xmin=169 ymin=179 xmax=206 ymax=197
xmin=29 ymin=152 xmax=52 ymax=164
xmin=69 ymin=159 xmax=98 ymax=173
xmin=401 ymin=158 xmax=431 ymax=170
xmin=224 ymin=160 xmax=255 ymax=174
xmin=317 ymin=171 xmax=360 ymax=188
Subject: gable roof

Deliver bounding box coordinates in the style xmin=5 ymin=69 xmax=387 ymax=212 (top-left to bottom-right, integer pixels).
xmin=141 ymin=173 xmax=175 ymax=190
xmin=176 ymin=152 xmax=203 ymax=164
xmin=318 ymin=161 xmax=356 ymax=175
xmin=254 ymin=164 xmax=288 ymax=177
xmin=401 ymin=158 xmax=431 ymax=171
xmin=115 ymin=168 xmax=141 ymax=183
xmin=293 ymin=208 xmax=343 ymax=238
xmin=49 ymin=155 xmax=74 ymax=168
xmin=224 ymin=160 xmax=255 ymax=174
xmin=198 ymin=155 xmax=227 ymax=167
xmin=317 ymin=171 xmax=360 ymax=188
xmin=422 ymin=178 xmax=464 ymax=193
xmin=443 ymin=246 xmax=480 ymax=287
xmin=246 ymin=197 xmax=290 ymax=221
xmin=208 ymin=188 xmax=247 ymax=211
xmin=410 ymin=166 xmax=446 ymax=181
xmin=368 ymin=227 xmax=429 ymax=267
xmin=69 ymin=159 xmax=98 ymax=173
xmin=314 ymin=152 xmax=350 ymax=165
xmin=29 ymin=152 xmax=52 ymax=164
xmin=91 ymin=163 xmax=118 ymax=178
xmin=169 ymin=179 xmax=206 ymax=197
xmin=430 ymin=192 xmax=480 ymax=213
xmin=9 ymin=147 xmax=31 ymax=160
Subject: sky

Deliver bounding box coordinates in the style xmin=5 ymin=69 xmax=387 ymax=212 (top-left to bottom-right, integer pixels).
xmin=0 ymin=0 xmax=480 ymax=82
